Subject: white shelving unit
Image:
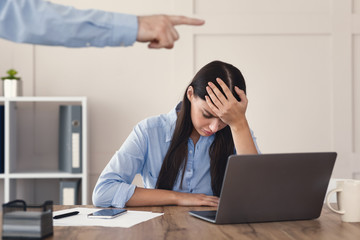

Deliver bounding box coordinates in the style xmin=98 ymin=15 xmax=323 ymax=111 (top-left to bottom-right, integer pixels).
xmin=0 ymin=96 xmax=87 ymax=205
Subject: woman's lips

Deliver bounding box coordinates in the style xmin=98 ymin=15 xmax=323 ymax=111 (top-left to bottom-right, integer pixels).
xmin=203 ymin=129 xmax=214 ymax=136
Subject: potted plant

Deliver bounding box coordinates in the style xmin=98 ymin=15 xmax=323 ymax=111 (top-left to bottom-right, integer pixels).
xmin=2 ymin=69 xmax=22 ymax=97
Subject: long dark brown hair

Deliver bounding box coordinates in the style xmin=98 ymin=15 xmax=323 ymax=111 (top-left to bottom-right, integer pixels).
xmin=155 ymin=60 xmax=247 ymax=196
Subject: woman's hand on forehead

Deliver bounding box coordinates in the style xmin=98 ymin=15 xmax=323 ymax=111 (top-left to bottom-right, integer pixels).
xmin=205 ymin=78 xmax=248 ymax=127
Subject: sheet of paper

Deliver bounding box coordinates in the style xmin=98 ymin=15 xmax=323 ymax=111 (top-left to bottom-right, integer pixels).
xmin=53 ymin=208 xmax=163 ymax=228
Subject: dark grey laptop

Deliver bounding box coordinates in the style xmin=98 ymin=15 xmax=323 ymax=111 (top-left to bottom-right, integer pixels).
xmin=189 ymin=152 xmax=337 ymax=224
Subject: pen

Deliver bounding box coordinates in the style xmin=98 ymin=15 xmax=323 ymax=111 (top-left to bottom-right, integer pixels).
xmin=53 ymin=211 xmax=79 ymax=219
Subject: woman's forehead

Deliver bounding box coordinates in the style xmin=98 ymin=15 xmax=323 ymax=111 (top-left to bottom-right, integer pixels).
xmin=193 ymin=96 xmax=218 ymax=117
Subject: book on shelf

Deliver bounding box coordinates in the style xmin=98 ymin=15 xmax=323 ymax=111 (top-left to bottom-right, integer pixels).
xmin=59 ymin=179 xmax=80 ymax=205
xmin=0 ymin=105 xmax=4 ymax=173
xmin=58 ymin=105 xmax=82 ymax=173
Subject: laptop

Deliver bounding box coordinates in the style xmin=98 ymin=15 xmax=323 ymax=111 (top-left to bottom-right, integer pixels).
xmin=189 ymin=152 xmax=337 ymax=224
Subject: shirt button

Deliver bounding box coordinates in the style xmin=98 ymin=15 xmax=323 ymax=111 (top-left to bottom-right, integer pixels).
xmin=189 ymin=150 xmax=193 ymax=154
xmin=86 ymin=42 xmax=91 ymax=47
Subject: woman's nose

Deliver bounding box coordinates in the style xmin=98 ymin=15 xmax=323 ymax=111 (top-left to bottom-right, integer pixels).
xmin=209 ymin=120 xmax=221 ymax=133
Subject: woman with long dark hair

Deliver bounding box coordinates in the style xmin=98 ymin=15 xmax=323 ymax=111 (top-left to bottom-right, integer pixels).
xmin=93 ymin=60 xmax=260 ymax=207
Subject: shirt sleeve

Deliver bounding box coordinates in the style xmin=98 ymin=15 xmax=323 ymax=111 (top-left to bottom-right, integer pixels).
xmin=92 ymin=123 xmax=148 ymax=208
xmin=0 ymin=0 xmax=138 ymax=47
xmin=250 ymin=129 xmax=261 ymax=154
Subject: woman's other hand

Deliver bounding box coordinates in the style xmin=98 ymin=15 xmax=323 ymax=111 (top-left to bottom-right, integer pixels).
xmin=175 ymin=192 xmax=219 ymax=207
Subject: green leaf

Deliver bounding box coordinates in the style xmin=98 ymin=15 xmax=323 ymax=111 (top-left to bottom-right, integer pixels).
xmin=7 ymin=69 xmax=18 ymax=77
xmin=1 ymin=69 xmax=20 ymax=80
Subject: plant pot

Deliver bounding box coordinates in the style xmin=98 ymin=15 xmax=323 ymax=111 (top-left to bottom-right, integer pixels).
xmin=2 ymin=79 xmax=22 ymax=97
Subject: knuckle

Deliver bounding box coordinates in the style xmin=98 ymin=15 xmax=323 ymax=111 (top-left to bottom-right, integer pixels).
xmin=159 ymin=14 xmax=167 ymax=21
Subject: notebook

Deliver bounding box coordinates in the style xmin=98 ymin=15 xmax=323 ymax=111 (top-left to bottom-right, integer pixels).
xmin=189 ymin=152 xmax=337 ymax=224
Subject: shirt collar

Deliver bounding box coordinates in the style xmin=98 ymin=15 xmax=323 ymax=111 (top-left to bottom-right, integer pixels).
xmin=165 ymin=103 xmax=180 ymax=142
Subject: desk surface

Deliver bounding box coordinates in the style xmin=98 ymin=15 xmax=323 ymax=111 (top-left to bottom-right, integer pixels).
xmin=2 ymin=205 xmax=360 ymax=240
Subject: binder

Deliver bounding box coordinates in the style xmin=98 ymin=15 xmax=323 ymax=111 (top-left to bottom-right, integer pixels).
xmin=59 ymin=180 xmax=80 ymax=205
xmin=0 ymin=105 xmax=4 ymax=173
xmin=59 ymin=105 xmax=82 ymax=173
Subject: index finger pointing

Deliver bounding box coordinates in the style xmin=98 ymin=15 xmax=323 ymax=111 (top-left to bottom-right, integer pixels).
xmin=168 ymin=15 xmax=205 ymax=26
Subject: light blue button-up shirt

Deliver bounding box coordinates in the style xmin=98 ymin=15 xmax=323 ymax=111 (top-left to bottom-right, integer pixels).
xmin=92 ymin=104 xmax=260 ymax=208
xmin=0 ymin=0 xmax=137 ymax=47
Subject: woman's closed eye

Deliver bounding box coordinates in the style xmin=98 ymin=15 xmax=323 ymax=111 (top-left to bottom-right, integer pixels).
xmin=202 ymin=110 xmax=217 ymax=119
xmin=202 ymin=113 xmax=213 ymax=119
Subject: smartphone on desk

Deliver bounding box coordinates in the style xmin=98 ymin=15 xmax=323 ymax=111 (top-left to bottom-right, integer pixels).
xmin=87 ymin=208 xmax=127 ymax=219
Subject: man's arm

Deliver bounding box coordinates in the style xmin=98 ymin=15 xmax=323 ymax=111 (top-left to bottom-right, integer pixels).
xmin=0 ymin=0 xmax=204 ymax=48
xmin=0 ymin=0 xmax=137 ymax=47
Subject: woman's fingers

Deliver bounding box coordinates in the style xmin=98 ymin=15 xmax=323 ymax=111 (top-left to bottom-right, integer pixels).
xmin=234 ymin=86 xmax=247 ymax=104
xmin=207 ymin=82 xmax=225 ymax=106
xmin=206 ymin=78 xmax=239 ymax=107
xmin=177 ymin=192 xmax=219 ymax=207
xmin=199 ymin=195 xmax=219 ymax=206
xmin=205 ymin=95 xmax=219 ymax=115
xmin=201 ymin=200 xmax=218 ymax=207
xmin=206 ymin=85 xmax=222 ymax=109
xmin=215 ymin=78 xmax=235 ymax=101
xmin=205 ymin=79 xmax=248 ymax=127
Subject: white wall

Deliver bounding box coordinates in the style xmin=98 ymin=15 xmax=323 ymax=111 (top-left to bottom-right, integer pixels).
xmin=0 ymin=0 xmax=359 ymax=204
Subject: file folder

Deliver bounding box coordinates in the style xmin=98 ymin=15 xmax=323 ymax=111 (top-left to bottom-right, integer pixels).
xmin=59 ymin=180 xmax=80 ymax=205
xmin=0 ymin=105 xmax=4 ymax=173
xmin=59 ymin=105 xmax=82 ymax=173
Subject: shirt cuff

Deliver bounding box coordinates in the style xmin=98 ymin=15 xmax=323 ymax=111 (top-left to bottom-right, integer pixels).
xmin=111 ymin=13 xmax=138 ymax=47
xmin=112 ymin=183 xmax=137 ymax=208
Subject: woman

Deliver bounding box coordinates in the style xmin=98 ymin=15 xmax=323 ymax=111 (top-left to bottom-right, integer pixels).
xmin=92 ymin=60 xmax=260 ymax=208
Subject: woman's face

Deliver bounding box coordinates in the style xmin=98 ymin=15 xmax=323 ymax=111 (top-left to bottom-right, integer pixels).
xmin=187 ymin=87 xmax=227 ymax=137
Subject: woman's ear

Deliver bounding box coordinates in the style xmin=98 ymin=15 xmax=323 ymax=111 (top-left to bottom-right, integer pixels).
xmin=187 ymin=86 xmax=194 ymax=102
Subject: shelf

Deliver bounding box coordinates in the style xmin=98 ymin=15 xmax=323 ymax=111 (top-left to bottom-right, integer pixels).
xmin=0 ymin=96 xmax=86 ymax=102
xmin=1 ymin=96 xmax=88 ymax=205
xmin=8 ymin=172 xmax=84 ymax=179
